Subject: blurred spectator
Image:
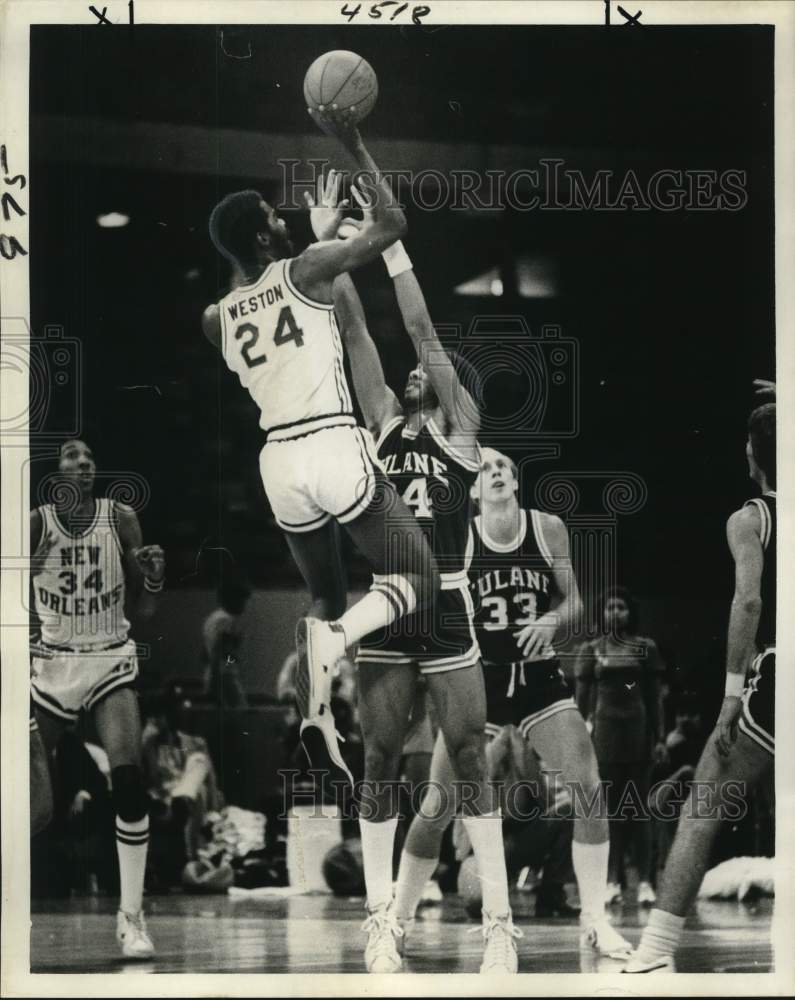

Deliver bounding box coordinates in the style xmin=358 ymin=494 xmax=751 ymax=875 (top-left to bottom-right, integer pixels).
xmin=31 ymin=728 xmax=118 ymax=898
xmin=202 ymin=579 xmax=251 ymax=708
xmin=652 ymin=690 xmax=706 ymax=871
xmin=575 ymin=586 xmax=667 ymax=906
xmin=142 ymin=684 xmax=223 ymax=887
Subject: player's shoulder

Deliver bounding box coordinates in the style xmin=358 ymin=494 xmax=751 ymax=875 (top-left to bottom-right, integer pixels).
xmin=727 ymin=503 xmax=761 ymax=539
xmin=202 ymin=303 xmax=222 ymax=348
xmin=532 ymin=510 xmax=568 ymax=548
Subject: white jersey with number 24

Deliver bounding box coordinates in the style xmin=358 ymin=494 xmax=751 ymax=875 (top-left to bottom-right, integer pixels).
xmin=218 ymin=258 xmax=352 ymax=440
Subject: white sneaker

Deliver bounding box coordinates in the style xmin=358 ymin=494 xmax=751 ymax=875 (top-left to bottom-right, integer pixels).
xmin=116 ymin=909 xmax=154 ymax=960
xmin=294 ymin=617 xmax=345 ymax=720
xmin=605 ymin=881 xmax=623 ymax=905
xmin=580 ymin=919 xmax=633 ymax=960
xmin=478 ymin=911 xmax=522 ymax=973
xmin=419 ymin=878 xmax=443 ymax=906
xmin=299 ymin=715 xmax=354 ymax=787
xmin=622 ymin=952 xmax=675 ymax=973
xmin=637 ymin=881 xmax=657 ymax=906
xmin=362 ymin=903 xmax=404 ymax=973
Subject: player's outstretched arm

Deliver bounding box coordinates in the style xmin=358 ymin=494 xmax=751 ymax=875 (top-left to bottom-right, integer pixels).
xmin=334 ymin=273 xmax=401 ymax=438
xmin=392 ymin=266 xmax=480 ymax=445
xmin=114 ymin=503 xmax=165 ymax=621
xmin=513 ymin=513 xmax=582 ymax=660
xmin=715 ymin=505 xmax=763 ymax=755
xmin=291 ymin=128 xmax=407 ymax=293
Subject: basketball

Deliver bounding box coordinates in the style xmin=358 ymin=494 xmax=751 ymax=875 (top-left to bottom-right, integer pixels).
xmin=322 ymin=839 xmax=366 ymax=897
xmin=303 ymin=51 xmax=378 ymax=123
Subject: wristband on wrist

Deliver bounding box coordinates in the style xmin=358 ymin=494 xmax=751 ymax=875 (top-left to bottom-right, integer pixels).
xmin=144 ymin=576 xmax=164 ymax=594
xmin=724 ymin=671 xmax=745 ymax=698
xmin=382 ymin=240 xmax=413 ymax=278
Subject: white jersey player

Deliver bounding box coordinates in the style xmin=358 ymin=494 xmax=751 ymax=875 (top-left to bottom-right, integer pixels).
xmin=30 ymin=439 xmax=165 ymax=960
xmin=202 ymin=120 xmax=439 ymax=782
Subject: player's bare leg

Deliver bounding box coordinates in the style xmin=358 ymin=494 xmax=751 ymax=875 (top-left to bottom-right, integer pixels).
xmin=426 ymin=664 xmax=520 ymax=973
xmin=528 ymin=708 xmax=631 ymax=959
xmin=395 ymin=729 xmax=457 ymax=937
xmin=92 ymin=687 xmax=154 ymax=960
xmin=357 ymin=659 xmax=417 ymax=972
xmin=625 ymin=729 xmax=771 ymax=972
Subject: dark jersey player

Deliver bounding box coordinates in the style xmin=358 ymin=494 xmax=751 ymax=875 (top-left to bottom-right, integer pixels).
xmin=394 ymin=448 xmax=633 ymax=961
xmin=626 ymin=402 xmax=776 ymax=973
xmin=336 ymin=189 xmax=518 ymax=974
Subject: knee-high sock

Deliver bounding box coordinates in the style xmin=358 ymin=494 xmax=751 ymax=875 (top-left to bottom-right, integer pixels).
xmin=572 ymin=838 xmax=609 ymax=925
xmin=339 ymin=575 xmax=417 ymax=646
xmin=635 ymin=908 xmax=685 ymax=962
xmin=359 ymin=816 xmax=399 ymax=910
xmin=395 ymin=850 xmax=438 ymax=921
xmin=116 ymin=815 xmax=149 ymax=915
xmin=461 ymin=812 xmax=511 ymax=917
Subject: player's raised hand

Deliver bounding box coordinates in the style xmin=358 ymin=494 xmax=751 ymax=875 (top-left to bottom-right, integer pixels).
xmin=350 ymin=181 xmax=376 ymax=226
xmin=303 ymin=169 xmax=350 ymax=241
xmin=133 ymin=544 xmax=165 ymax=585
xmin=307 ymin=106 xmax=363 ymax=150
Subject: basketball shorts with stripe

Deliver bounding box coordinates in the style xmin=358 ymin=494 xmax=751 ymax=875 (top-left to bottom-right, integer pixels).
xmin=739 ymin=648 xmax=774 ymax=755
xmin=356 ymin=583 xmax=480 ymax=674
xmin=259 ymin=422 xmax=387 ymax=534
xmin=31 ymin=639 xmax=139 ymax=722
xmin=483 ymin=658 xmax=577 ymax=741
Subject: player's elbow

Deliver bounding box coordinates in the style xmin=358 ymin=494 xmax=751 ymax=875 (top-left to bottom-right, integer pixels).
xmin=733 ymin=594 xmax=762 ymax=616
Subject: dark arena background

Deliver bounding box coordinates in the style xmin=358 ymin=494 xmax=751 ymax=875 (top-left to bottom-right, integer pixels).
xmin=27 ymin=21 xmax=775 ymax=975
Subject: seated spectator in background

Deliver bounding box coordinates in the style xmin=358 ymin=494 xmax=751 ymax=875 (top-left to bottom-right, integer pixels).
xmin=652 ymin=691 xmax=706 ymax=871
xmin=142 ymin=684 xmax=223 ymax=887
xmin=202 ymin=579 xmax=251 ymax=708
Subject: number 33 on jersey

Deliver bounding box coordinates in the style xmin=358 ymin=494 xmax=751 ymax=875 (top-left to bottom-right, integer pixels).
xmin=218 ymin=258 xmax=353 ymax=434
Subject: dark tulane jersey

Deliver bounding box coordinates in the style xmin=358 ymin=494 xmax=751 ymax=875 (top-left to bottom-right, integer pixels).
xmin=744 ymin=492 xmax=776 ymax=649
xmin=375 ymin=415 xmax=480 ymax=580
xmin=467 ymin=508 xmax=558 ymax=664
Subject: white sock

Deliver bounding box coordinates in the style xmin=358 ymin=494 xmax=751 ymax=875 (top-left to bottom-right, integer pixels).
xmin=461 ymin=812 xmax=511 ymax=917
xmin=636 ymin=908 xmax=685 ymax=962
xmin=116 ymin=815 xmax=149 ymax=915
xmin=339 ymin=575 xmax=417 ymax=646
xmin=572 ymin=838 xmax=609 ymax=926
xmin=359 ymin=816 xmax=399 ymax=910
xmin=395 ymin=850 xmax=438 ymax=921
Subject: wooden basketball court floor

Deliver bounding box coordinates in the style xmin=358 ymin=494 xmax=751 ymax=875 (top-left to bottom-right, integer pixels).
xmin=29 ymin=892 xmax=773 ymax=975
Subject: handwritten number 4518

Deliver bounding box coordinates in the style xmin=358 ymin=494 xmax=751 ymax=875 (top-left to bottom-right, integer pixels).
xmin=341 ymin=2 xmax=431 ymax=23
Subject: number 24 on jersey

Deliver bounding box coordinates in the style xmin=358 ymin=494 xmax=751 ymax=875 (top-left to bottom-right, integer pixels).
xmin=235 ymin=305 xmax=304 ymax=368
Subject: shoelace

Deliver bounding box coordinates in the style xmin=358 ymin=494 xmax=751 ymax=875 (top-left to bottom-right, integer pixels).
xmin=362 ymin=911 xmax=404 ymax=958
xmin=471 ymin=916 xmax=522 ymax=967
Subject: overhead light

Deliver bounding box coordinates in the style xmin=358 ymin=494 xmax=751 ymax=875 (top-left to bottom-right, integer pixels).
xmin=96 ymin=212 xmax=130 ymax=228
xmin=490 ymin=278 xmax=504 ymax=297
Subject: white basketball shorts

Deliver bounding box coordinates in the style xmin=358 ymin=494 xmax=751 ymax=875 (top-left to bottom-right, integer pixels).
xmin=260 ymin=420 xmax=386 ymax=533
